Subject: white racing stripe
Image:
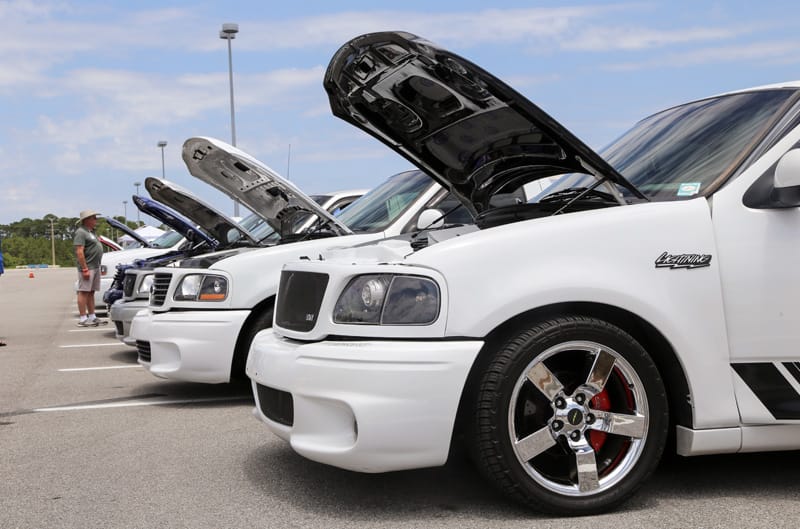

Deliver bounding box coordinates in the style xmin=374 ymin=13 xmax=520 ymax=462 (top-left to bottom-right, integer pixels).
xmin=58 ymin=365 xmax=142 ymax=372
xmin=34 ymin=395 xmax=249 ymax=412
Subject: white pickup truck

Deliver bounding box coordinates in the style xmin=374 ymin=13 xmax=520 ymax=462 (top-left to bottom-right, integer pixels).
xmin=108 ymin=177 xmax=285 ymax=344
xmin=246 ymin=31 xmax=800 ymax=515
xmin=130 ymin=137 xmax=477 ymax=384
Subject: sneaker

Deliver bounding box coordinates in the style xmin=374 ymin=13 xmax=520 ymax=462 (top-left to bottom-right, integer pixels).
xmin=77 ymin=320 xmax=93 ymax=327
xmin=93 ymin=318 xmax=109 ymax=326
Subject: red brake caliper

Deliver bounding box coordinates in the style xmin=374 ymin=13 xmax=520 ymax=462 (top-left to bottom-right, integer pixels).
xmin=588 ymin=389 xmax=611 ymax=452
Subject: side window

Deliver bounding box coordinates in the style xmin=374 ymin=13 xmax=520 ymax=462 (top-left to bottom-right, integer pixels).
xmin=402 ymin=191 xmax=474 ymax=232
xmin=329 ymin=195 xmax=361 ymax=217
xmin=436 ymin=193 xmax=474 ymax=225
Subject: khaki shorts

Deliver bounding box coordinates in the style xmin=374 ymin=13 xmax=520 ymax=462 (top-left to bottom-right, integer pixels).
xmin=76 ymin=268 xmax=101 ymax=292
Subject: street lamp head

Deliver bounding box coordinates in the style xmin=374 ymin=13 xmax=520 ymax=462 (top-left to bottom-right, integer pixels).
xmin=157 ymin=140 xmax=167 ymax=148
xmin=220 ymin=23 xmax=239 ymax=39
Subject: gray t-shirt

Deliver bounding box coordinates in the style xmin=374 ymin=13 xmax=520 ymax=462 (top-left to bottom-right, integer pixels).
xmin=73 ymin=226 xmax=103 ymax=270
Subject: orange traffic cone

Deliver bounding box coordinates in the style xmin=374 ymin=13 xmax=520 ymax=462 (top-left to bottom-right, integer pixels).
xmin=28 ymin=271 xmax=35 ymax=278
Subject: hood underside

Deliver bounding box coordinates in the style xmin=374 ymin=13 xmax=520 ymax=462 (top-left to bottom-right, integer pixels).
xmin=131 ymin=195 xmax=216 ymax=248
xmin=324 ymin=31 xmax=644 ymax=213
xmin=182 ymin=137 xmax=352 ymax=238
xmin=104 ymin=217 xmax=151 ymax=247
xmin=145 ymin=177 xmax=259 ymax=246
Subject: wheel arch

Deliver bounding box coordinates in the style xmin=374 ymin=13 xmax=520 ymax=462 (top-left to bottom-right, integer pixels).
xmin=231 ymin=295 xmax=276 ymax=380
xmin=450 ymin=301 xmax=692 ymax=455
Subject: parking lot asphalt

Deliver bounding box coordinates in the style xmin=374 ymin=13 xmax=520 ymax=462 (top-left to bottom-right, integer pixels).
xmin=1 ymin=267 xmax=799 ymax=529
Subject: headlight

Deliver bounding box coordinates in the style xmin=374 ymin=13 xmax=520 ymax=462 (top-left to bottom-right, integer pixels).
xmin=173 ymin=274 xmax=228 ymax=302
xmin=334 ymin=274 xmax=440 ymax=325
xmin=137 ymin=274 xmax=154 ymax=295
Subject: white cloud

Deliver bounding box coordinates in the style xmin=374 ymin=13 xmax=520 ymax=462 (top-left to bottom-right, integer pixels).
xmin=561 ymin=26 xmax=744 ymax=52
xmin=237 ymin=7 xmax=605 ymax=50
xmin=604 ymin=40 xmax=800 ymax=71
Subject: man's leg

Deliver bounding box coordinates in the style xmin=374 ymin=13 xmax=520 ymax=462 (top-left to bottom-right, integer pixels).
xmin=87 ymin=291 xmax=96 ymax=315
xmin=77 ymin=291 xmax=89 ymax=317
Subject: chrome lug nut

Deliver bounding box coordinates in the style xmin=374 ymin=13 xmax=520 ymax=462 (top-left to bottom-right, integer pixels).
xmin=570 ymin=431 xmax=582 ymax=441
xmin=552 ymin=420 xmax=563 ymax=431
xmin=574 ymin=393 xmax=586 ymax=404
xmin=555 ymin=397 xmax=566 ymax=409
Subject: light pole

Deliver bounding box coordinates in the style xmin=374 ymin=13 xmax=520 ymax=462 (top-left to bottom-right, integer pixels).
xmin=220 ymin=22 xmax=240 ymax=216
xmin=134 ymin=182 xmax=141 ymax=224
xmin=49 ymin=218 xmax=56 ymax=266
xmin=157 ymin=140 xmax=167 ymax=179
xmin=123 ymin=200 xmax=128 ymax=224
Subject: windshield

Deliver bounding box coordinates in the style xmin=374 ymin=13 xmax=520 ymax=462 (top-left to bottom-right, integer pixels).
xmin=236 ymin=213 xmax=275 ymax=242
xmin=247 ymin=194 xmax=340 ymax=243
xmin=542 ymin=88 xmax=798 ymax=202
xmin=336 ymin=170 xmax=434 ymax=232
xmin=149 ymin=230 xmax=184 ymax=248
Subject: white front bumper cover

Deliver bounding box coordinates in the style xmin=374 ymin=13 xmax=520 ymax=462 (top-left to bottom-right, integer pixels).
xmin=131 ymin=308 xmax=251 ymax=383
xmin=246 ymin=329 xmax=483 ymax=473
xmin=110 ymin=299 xmax=148 ymax=345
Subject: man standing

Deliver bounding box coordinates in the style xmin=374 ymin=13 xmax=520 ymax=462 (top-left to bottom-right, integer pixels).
xmin=73 ymin=210 xmax=108 ymax=326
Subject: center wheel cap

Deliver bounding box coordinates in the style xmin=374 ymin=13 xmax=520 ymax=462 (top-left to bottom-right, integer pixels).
xmin=567 ymin=408 xmax=584 ymax=426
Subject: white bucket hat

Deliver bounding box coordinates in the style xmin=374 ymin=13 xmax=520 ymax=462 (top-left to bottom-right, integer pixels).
xmin=78 ymin=209 xmax=100 ymax=223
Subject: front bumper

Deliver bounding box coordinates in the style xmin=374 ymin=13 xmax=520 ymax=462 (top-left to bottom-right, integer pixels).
xmin=109 ymin=299 xmax=148 ymax=346
xmin=130 ymin=308 xmax=251 ymax=383
xmin=246 ymin=329 xmax=483 ymax=473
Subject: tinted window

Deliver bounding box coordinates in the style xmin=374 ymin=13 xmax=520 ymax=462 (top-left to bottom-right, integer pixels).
xmin=337 ymin=170 xmax=434 ymax=232
xmin=150 ymin=230 xmax=183 ymax=248
xmin=546 ymin=89 xmax=797 ymax=201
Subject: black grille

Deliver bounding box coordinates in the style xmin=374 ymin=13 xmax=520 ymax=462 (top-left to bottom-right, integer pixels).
xmin=122 ymin=273 xmax=136 ymax=298
xmin=274 ymin=271 xmax=329 ymax=332
xmin=150 ymin=273 xmax=172 ymax=306
xmin=256 ymin=384 xmax=293 ymax=426
xmin=136 ymin=340 xmax=151 ymax=363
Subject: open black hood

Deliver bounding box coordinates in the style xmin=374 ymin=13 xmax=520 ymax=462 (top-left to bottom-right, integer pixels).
xmin=145 ymin=177 xmax=260 ymax=246
xmin=324 ymin=31 xmax=644 ymax=213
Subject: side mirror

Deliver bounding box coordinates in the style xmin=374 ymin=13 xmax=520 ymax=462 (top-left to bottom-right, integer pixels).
xmin=416 ymin=209 xmax=444 ymax=230
xmin=773 ymin=149 xmax=800 ymax=207
xmin=227 ymin=227 xmax=241 ymax=244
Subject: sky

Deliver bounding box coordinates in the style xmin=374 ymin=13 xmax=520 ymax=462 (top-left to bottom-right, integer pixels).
xmin=2 ymin=0 xmax=800 ymax=225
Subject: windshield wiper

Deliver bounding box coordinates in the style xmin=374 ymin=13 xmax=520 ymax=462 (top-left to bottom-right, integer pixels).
xmin=540 ymin=186 xmax=617 ymax=203
xmin=539 ymin=177 xmax=624 ymax=215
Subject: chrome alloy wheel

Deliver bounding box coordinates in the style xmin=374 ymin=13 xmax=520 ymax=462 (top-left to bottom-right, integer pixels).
xmin=508 ymin=340 xmax=649 ymax=496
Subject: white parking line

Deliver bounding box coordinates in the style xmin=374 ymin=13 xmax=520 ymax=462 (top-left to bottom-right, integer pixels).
xmin=59 ymin=343 xmax=122 ymax=348
xmin=34 ymin=395 xmax=249 ymax=412
xmin=69 ymin=328 xmax=113 ymax=332
xmin=58 ymin=365 xmax=142 ymax=372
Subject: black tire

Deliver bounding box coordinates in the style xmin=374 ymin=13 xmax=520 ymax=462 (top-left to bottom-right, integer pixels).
xmin=231 ymin=307 xmax=273 ymax=381
xmin=468 ymin=315 xmax=668 ymax=515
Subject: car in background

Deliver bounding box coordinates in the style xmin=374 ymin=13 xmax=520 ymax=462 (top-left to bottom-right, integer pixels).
xmin=129 ymin=136 xmax=476 ymax=385
xmin=98 ymin=234 xmax=123 ymax=252
xmin=107 ymin=187 xmax=250 ymax=342
xmin=110 ymin=179 xmax=364 ymax=345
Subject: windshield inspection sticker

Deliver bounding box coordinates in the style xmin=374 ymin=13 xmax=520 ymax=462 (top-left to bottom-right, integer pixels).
xmin=677 ymin=182 xmax=701 ymax=196
xmin=655 ymin=252 xmax=712 ymax=269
